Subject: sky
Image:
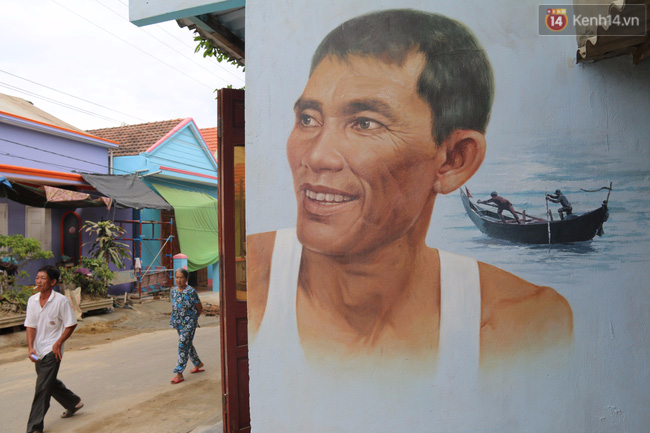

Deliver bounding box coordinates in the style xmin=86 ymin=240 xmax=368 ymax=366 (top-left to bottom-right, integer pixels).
xmin=0 ymin=0 xmax=245 ymax=131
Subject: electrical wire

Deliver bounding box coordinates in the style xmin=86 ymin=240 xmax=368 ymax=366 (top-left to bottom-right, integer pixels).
xmin=0 ymin=151 xmax=105 ymax=173
xmin=112 ymin=0 xmax=244 ymax=83
xmin=2 ymin=144 xmax=219 ymax=187
xmin=95 ymin=0 xmax=245 ymax=86
xmin=0 ymin=70 xmax=147 ymax=122
xmin=49 ymin=0 xmax=216 ymax=91
xmin=0 ymin=82 xmax=128 ymax=125
xmin=1 ymin=1 xmax=238 ymax=130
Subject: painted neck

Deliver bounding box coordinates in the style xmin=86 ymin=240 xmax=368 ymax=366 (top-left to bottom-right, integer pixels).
xmin=298 ymin=199 xmax=438 ymax=336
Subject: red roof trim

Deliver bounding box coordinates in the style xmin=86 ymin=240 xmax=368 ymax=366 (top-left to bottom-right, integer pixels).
xmin=145 ymin=118 xmax=193 ymax=153
xmin=0 ymin=164 xmax=85 ymax=182
xmin=0 ymin=164 xmax=89 ymax=187
xmin=0 ymin=110 xmax=119 ymax=145
xmin=160 ymin=166 xmax=219 ymax=180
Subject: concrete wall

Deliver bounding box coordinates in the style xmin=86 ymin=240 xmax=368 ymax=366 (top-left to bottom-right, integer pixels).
xmin=246 ymin=0 xmax=650 ymax=431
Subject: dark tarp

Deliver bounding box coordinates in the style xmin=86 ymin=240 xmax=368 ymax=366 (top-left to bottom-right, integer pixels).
xmin=0 ymin=176 xmax=109 ymax=208
xmin=82 ymin=173 xmax=172 ymax=210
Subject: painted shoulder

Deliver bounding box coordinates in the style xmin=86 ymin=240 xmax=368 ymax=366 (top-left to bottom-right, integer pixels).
xmin=247 ymin=231 xmax=276 ymax=337
xmin=478 ymin=261 xmax=573 ymax=363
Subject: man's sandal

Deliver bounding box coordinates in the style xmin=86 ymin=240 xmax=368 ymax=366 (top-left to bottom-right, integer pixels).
xmin=61 ymin=402 xmax=84 ymax=418
xmin=171 ymin=376 xmax=184 ymax=384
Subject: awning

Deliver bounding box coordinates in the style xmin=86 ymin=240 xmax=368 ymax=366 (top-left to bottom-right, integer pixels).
xmin=151 ymin=183 xmax=219 ymax=272
xmin=82 ymin=173 xmax=172 ymax=210
xmin=0 ymin=176 xmax=110 ymax=208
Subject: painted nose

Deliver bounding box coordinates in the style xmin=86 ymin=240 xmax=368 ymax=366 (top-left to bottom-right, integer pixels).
xmin=302 ymin=125 xmax=345 ymax=173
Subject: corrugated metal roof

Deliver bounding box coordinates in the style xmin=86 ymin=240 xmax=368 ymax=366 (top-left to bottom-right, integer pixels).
xmin=176 ymin=6 xmax=245 ymax=65
xmin=576 ymin=0 xmax=650 ymax=64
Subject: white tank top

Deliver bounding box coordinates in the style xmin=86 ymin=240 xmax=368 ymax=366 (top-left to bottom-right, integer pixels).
xmin=249 ymin=227 xmax=481 ymax=432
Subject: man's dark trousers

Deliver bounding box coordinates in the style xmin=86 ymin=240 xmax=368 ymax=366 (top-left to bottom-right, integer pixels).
xmin=27 ymin=352 xmax=80 ymax=433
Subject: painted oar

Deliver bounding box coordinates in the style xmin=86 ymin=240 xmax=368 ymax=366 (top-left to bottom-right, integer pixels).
xmin=545 ymin=192 xmax=551 ymax=245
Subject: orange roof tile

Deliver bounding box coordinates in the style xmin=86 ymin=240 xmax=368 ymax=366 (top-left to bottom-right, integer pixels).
xmin=201 ymin=127 xmax=219 ymax=155
xmin=234 ymin=163 xmax=245 ymax=195
xmin=87 ymin=119 xmax=185 ymax=157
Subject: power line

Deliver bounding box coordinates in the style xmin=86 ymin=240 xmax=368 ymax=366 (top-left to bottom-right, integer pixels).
xmin=111 ymin=0 xmax=244 ymax=85
xmin=3 ymin=138 xmax=218 ymax=178
xmin=49 ymin=0 xmax=216 ymax=91
xmin=1 ymin=1 xmax=237 ymax=130
xmin=0 ymin=151 xmax=108 ymax=173
xmin=1 ymin=138 xmax=112 ymax=169
xmin=96 ymin=0 xmax=245 ymax=86
xmin=0 ymin=70 xmax=146 ymax=123
xmin=0 ymin=82 xmax=127 ymax=125
xmin=2 ymin=150 xmax=218 ymax=191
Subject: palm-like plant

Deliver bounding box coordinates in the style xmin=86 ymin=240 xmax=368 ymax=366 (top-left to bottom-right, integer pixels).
xmin=82 ymin=220 xmax=130 ymax=269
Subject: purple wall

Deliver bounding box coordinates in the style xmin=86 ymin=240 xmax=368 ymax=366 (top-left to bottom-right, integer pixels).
xmin=1 ymin=198 xmax=133 ymax=288
xmin=1 ymin=116 xmax=132 ymax=290
xmin=1 ymin=122 xmax=111 ymax=174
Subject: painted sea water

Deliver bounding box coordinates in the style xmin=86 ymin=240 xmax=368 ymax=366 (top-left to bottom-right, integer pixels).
xmin=429 ymin=136 xmax=650 ymax=290
xmin=427 ymin=135 xmax=649 ymax=428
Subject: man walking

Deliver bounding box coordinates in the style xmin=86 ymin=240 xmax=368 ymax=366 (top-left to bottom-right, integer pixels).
xmin=25 ymin=265 xmax=83 ymax=433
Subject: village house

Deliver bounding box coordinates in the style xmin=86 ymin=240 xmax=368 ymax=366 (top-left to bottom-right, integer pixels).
xmin=0 ymin=93 xmax=132 ymax=286
xmin=128 ymin=1 xmax=650 ymax=432
xmin=87 ymin=118 xmax=221 ymax=293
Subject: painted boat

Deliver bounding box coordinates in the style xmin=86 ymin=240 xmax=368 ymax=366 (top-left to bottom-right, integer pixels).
xmin=460 ymin=188 xmax=610 ymax=244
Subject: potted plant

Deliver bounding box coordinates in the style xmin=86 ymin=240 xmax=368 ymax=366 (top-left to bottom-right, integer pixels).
xmin=81 ymin=220 xmax=130 ymax=269
xmin=0 ymin=235 xmax=53 ymax=292
xmin=0 ymin=235 xmax=53 ymax=317
xmin=59 ymin=257 xmax=115 ymax=299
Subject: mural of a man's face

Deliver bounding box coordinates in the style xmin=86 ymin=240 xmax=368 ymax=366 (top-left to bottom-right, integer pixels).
xmin=287 ymin=52 xmax=448 ymax=256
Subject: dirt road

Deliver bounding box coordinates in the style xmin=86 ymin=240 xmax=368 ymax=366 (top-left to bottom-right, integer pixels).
xmin=0 ymin=292 xmax=222 ymax=433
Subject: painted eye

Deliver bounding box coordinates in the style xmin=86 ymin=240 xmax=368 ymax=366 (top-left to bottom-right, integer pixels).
xmin=299 ymin=114 xmax=319 ymax=127
xmin=354 ymin=117 xmax=383 ymax=130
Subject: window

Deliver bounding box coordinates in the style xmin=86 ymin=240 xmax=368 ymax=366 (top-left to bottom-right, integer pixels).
xmin=25 ymin=206 xmax=52 ymax=253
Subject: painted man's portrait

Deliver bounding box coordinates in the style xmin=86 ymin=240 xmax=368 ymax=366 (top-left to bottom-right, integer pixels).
xmin=249 ymin=8 xmax=572 ymax=367
xmin=246 ymin=1 xmax=650 ymax=431
xmin=245 ymin=7 xmax=582 ymax=432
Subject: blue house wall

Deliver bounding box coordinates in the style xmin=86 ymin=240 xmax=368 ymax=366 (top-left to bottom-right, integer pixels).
xmin=113 ymin=118 xmax=220 ymax=291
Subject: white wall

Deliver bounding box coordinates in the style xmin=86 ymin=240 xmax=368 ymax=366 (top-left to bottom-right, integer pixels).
xmin=247 ymin=0 xmax=650 ymax=235
xmin=246 ymin=1 xmax=650 ymax=431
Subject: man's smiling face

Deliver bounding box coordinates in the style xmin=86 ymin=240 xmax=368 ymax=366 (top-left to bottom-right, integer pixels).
xmin=287 ymin=52 xmax=447 ymax=256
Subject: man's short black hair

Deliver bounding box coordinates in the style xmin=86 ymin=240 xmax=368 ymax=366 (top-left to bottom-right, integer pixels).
xmin=310 ymin=9 xmax=494 ymax=145
xmin=38 ymin=265 xmax=60 ymax=283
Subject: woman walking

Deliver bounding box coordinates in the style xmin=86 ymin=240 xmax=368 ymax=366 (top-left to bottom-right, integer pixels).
xmin=170 ymin=268 xmax=204 ymax=384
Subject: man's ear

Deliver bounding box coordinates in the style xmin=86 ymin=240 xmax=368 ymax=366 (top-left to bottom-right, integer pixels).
xmin=432 ymin=129 xmax=486 ymax=195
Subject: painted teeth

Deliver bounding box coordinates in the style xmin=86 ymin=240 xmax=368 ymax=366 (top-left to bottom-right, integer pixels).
xmin=306 ymin=190 xmax=353 ymax=203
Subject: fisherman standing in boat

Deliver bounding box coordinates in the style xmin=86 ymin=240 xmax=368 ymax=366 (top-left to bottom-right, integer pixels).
xmin=478 ymin=191 xmax=521 ymax=224
xmin=546 ymin=189 xmax=573 ymax=220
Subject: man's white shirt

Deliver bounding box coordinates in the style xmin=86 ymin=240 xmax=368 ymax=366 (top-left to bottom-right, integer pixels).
xmin=24 ymin=290 xmax=77 ymax=359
